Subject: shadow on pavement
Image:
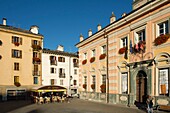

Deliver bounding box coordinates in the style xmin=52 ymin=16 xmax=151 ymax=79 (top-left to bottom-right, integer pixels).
xmin=0 ymin=100 xmax=33 ymax=113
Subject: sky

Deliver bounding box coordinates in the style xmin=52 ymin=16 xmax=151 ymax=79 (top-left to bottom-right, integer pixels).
xmin=0 ymin=0 xmax=132 ymax=53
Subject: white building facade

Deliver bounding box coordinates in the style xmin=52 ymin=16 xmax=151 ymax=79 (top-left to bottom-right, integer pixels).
xmin=42 ymin=46 xmax=79 ymax=96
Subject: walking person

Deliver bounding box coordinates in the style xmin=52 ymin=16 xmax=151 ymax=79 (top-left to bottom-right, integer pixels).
xmin=146 ymin=95 xmax=153 ymax=113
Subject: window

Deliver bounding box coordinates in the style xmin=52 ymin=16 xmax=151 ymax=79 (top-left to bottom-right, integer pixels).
xmin=73 ymin=80 xmax=77 ymax=85
xmin=121 ymin=73 xmax=128 ymax=94
xmin=58 ymin=57 xmax=65 ymax=62
xmin=50 ymin=56 xmax=57 ymax=65
xmin=12 ymin=36 xmax=22 ymax=45
xmin=32 ymin=40 xmax=38 ymax=45
xmin=158 ymin=20 xmax=169 ymax=35
xmin=14 ymin=62 xmax=19 ymax=71
xmin=159 ymin=69 xmax=169 ymax=95
xmin=92 ymin=75 xmax=96 ymax=84
xmin=92 ymin=49 xmax=96 ymax=57
xmin=60 ymin=80 xmax=63 ymax=85
xmin=33 ymin=65 xmax=39 ymax=75
xmin=102 ymin=74 xmax=106 ymax=84
xmin=14 ymin=76 xmax=19 ymax=83
xmin=34 ymin=77 xmax=38 ymax=84
xmin=12 ymin=49 xmax=22 ymax=58
xmin=120 ymin=37 xmax=128 ymax=47
xmin=59 ymin=68 xmax=65 ymax=75
xmin=84 ymin=76 xmax=87 ymax=84
xmin=101 ymin=45 xmax=106 ymax=54
xmin=84 ymin=53 xmax=87 ymax=60
xmin=74 ymin=69 xmax=77 ymax=75
xmin=0 ymin=40 xmax=2 ymax=46
xmin=51 ymin=79 xmax=55 ymax=85
xmin=137 ymin=29 xmax=146 ymax=42
xmin=51 ymin=67 xmax=56 ymax=74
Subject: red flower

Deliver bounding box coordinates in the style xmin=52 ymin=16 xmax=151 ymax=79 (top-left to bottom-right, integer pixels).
xmin=99 ymin=54 xmax=106 ymax=60
xmin=14 ymin=82 xmax=21 ymax=87
xmin=14 ymin=42 xmax=20 ymax=46
xmin=118 ymin=47 xmax=127 ymax=54
xmin=90 ymin=57 xmax=95 ymax=63
xmin=82 ymin=84 xmax=87 ymax=89
xmin=154 ymin=34 xmax=170 ymax=46
xmin=91 ymin=84 xmax=95 ymax=89
xmin=100 ymin=84 xmax=106 ymax=93
xmin=82 ymin=59 xmax=87 ymax=65
xmin=33 ymin=57 xmax=41 ymax=62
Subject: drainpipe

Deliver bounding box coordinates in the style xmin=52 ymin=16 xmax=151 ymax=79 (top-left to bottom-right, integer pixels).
xmin=104 ymin=30 xmax=109 ymax=103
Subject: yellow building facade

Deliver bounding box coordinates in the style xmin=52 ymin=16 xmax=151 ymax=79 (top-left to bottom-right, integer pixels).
xmin=76 ymin=0 xmax=170 ymax=106
xmin=0 ymin=19 xmax=43 ymax=101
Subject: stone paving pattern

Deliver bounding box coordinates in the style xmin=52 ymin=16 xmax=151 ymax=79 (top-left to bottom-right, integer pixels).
xmin=0 ymin=98 xmax=169 ymax=113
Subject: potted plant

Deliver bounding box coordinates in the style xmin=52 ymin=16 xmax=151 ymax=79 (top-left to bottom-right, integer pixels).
xmin=82 ymin=59 xmax=87 ymax=65
xmin=118 ymin=47 xmax=127 ymax=54
xmin=99 ymin=54 xmax=106 ymax=60
xmin=14 ymin=42 xmax=20 ymax=46
xmin=154 ymin=34 xmax=170 ymax=46
xmin=91 ymin=84 xmax=95 ymax=89
xmin=82 ymin=84 xmax=87 ymax=89
xmin=14 ymin=82 xmax=21 ymax=87
xmin=100 ymin=84 xmax=106 ymax=93
xmin=90 ymin=57 xmax=95 ymax=63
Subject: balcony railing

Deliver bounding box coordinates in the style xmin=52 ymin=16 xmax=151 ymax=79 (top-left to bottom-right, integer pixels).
xmin=32 ymin=44 xmax=42 ymax=51
xmin=50 ymin=60 xmax=57 ymax=65
xmin=33 ymin=57 xmax=41 ymax=64
xmin=59 ymin=73 xmax=65 ymax=78
xmin=33 ymin=71 xmax=40 ymax=76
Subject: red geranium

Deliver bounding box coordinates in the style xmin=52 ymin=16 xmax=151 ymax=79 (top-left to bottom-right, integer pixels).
xmin=82 ymin=59 xmax=87 ymax=65
xmin=99 ymin=54 xmax=106 ymax=60
xmin=100 ymin=84 xmax=106 ymax=93
xmin=118 ymin=47 xmax=127 ymax=54
xmin=90 ymin=57 xmax=95 ymax=63
xmin=154 ymin=34 xmax=170 ymax=46
xmin=82 ymin=84 xmax=87 ymax=89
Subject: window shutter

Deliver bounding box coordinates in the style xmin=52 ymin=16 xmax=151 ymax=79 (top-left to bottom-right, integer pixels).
xmin=12 ymin=36 xmax=14 ymax=43
xmin=120 ymin=38 xmax=123 ymax=48
xmin=63 ymin=57 xmax=65 ymax=62
xmin=20 ymin=51 xmax=22 ymax=58
xmin=20 ymin=37 xmax=22 ymax=45
xmin=31 ymin=40 xmax=34 ymax=46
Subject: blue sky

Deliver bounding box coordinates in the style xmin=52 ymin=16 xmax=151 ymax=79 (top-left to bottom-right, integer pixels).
xmin=0 ymin=0 xmax=132 ymax=53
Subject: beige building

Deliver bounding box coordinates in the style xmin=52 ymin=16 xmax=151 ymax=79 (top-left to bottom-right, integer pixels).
xmin=76 ymin=0 xmax=170 ymax=107
xmin=0 ymin=18 xmax=43 ymax=101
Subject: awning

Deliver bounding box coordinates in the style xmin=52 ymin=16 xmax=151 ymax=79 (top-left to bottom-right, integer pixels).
xmin=31 ymin=85 xmax=67 ymax=92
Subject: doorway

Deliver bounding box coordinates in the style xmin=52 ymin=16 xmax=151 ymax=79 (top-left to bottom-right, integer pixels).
xmin=136 ymin=70 xmax=147 ymax=103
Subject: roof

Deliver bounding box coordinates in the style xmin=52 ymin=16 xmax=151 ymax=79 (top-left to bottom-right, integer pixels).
xmin=43 ymin=48 xmax=79 ymax=58
xmin=75 ymin=0 xmax=156 ymax=47
xmin=0 ymin=24 xmax=43 ymax=36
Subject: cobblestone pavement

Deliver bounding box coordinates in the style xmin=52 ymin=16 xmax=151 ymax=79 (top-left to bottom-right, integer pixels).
xmin=0 ymin=98 xmax=169 ymax=113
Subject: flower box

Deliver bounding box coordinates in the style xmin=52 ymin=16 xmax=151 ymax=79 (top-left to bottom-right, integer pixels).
xmin=99 ymin=54 xmax=106 ymax=60
xmin=100 ymin=84 xmax=106 ymax=93
xmin=82 ymin=84 xmax=87 ymax=89
xmin=91 ymin=84 xmax=95 ymax=89
xmin=118 ymin=47 xmax=127 ymax=54
xmin=90 ymin=57 xmax=95 ymax=63
xmin=14 ymin=82 xmax=21 ymax=87
xmin=82 ymin=59 xmax=87 ymax=65
xmin=14 ymin=42 xmax=20 ymax=46
xmin=33 ymin=57 xmax=41 ymax=62
xmin=32 ymin=44 xmax=42 ymax=50
xmin=154 ymin=34 xmax=170 ymax=46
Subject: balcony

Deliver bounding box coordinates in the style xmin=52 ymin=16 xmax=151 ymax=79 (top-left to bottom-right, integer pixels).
xmin=33 ymin=57 xmax=41 ymax=64
xmin=33 ymin=71 xmax=40 ymax=76
xmin=59 ymin=73 xmax=65 ymax=78
xmin=32 ymin=44 xmax=42 ymax=51
xmin=50 ymin=60 xmax=57 ymax=65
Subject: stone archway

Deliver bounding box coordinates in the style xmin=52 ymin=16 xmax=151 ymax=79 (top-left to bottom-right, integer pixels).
xmin=136 ymin=70 xmax=147 ymax=103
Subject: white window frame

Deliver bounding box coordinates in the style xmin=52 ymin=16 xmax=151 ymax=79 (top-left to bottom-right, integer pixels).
xmin=159 ymin=68 xmax=169 ymax=95
xmin=91 ymin=49 xmax=96 ymax=57
xmin=120 ymin=36 xmax=128 ymax=48
xmin=101 ymin=45 xmax=106 ymax=54
xmin=121 ymin=73 xmax=128 ymax=94
xmin=84 ymin=53 xmax=87 ymax=60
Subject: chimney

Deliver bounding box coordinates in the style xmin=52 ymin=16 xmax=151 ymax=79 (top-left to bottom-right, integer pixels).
xmin=88 ymin=29 xmax=92 ymax=37
xmin=30 ymin=25 xmax=39 ymax=34
xmin=57 ymin=45 xmax=64 ymax=51
xmin=122 ymin=13 xmax=127 ymax=17
xmin=80 ymin=34 xmax=84 ymax=42
xmin=110 ymin=12 xmax=116 ymax=24
xmin=97 ymin=24 xmax=102 ymax=31
xmin=2 ymin=18 xmax=7 ymax=25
